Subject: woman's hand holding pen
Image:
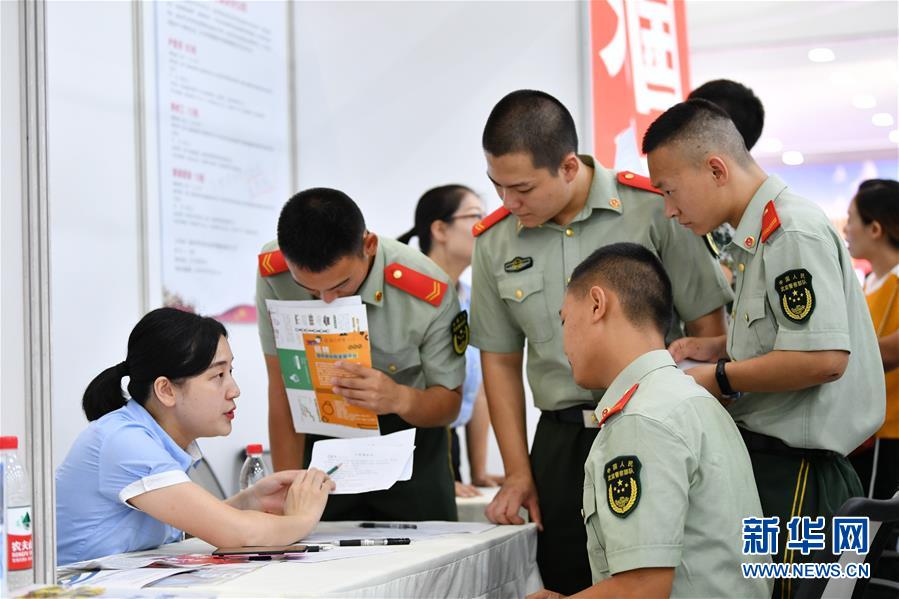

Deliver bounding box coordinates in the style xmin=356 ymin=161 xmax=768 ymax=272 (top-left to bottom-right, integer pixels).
xmin=284 ymin=468 xmax=335 ymax=525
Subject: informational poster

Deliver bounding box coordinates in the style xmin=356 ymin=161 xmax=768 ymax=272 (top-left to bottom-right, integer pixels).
xmin=144 ymin=0 xmax=291 ymax=321
xmin=590 ymin=0 xmax=690 ymax=172
xmin=266 ymin=297 xmax=380 ymax=438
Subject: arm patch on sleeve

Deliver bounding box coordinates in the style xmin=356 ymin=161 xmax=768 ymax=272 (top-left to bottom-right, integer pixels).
xmin=451 ymin=311 xmax=470 ymax=356
xmin=775 ymin=269 xmax=815 ymax=323
xmin=605 ymin=455 xmax=642 ymax=518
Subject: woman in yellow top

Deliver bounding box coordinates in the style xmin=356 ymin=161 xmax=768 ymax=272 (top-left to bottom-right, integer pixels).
xmin=845 ymin=178 xmax=899 ymax=499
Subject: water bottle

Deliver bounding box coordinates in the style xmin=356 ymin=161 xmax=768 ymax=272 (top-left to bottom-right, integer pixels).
xmin=1 ymin=436 xmax=33 ymax=591
xmin=239 ymin=444 xmax=268 ymax=491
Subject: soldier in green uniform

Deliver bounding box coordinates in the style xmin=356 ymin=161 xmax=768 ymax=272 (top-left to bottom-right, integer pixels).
xmin=689 ymin=79 xmax=766 ymax=272
xmin=256 ymin=187 xmax=467 ymax=520
xmin=528 ymin=242 xmax=771 ymax=599
xmin=643 ymin=99 xmax=885 ymax=599
xmin=470 ymin=90 xmax=734 ymax=594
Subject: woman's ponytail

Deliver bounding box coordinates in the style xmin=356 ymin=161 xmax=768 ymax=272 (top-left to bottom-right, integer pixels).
xmin=82 ymin=362 xmax=128 ymax=422
xmin=396 ymin=228 xmax=416 ymax=245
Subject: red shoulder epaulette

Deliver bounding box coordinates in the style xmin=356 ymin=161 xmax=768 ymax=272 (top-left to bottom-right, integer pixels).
xmin=597 ymin=383 xmax=639 ymax=428
xmin=384 ymin=263 xmax=447 ymax=307
xmin=472 ymin=207 xmax=511 ymax=237
xmin=258 ymin=249 xmax=288 ymax=277
xmin=617 ymin=171 xmax=663 ymax=196
xmin=760 ymin=200 xmax=781 ymax=243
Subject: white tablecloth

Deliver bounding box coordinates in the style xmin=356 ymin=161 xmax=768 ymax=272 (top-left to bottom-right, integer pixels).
xmin=116 ymin=521 xmax=541 ymax=598
xmin=456 ymin=487 xmax=500 ymax=523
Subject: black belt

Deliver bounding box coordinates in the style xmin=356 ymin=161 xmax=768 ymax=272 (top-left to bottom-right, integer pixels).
xmin=541 ymin=404 xmax=597 ymax=425
xmin=739 ymin=427 xmax=841 ymax=460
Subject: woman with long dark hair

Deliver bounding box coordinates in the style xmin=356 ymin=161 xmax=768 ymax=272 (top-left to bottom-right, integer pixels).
xmin=56 ymin=308 xmax=333 ymax=564
xmin=399 ymin=185 xmax=504 ymax=496
xmin=845 ymin=178 xmax=899 ymax=499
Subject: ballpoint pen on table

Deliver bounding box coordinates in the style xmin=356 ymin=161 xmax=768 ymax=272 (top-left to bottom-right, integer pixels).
xmin=359 ymin=522 xmax=418 ymax=529
xmin=338 ymin=538 xmax=411 ymax=546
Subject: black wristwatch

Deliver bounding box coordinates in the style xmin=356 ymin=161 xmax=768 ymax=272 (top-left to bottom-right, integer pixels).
xmin=715 ymin=358 xmax=741 ymax=400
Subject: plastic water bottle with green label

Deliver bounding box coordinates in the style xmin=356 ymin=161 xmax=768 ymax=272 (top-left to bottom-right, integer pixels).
xmin=1 ymin=436 xmax=33 ymax=590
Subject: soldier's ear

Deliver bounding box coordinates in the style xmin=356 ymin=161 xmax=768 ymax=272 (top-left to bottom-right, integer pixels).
xmin=559 ymin=152 xmax=580 ymax=183
xmin=362 ymin=232 xmax=379 ymax=257
xmin=708 ymin=156 xmax=729 ymax=186
xmin=589 ymin=285 xmax=607 ymax=323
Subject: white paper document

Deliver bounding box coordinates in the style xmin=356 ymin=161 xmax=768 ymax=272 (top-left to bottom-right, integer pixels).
xmin=60 ymin=554 xmax=168 ymax=572
xmin=677 ymin=358 xmax=704 ymax=371
xmin=60 ymin=552 xmax=250 ymax=572
xmin=149 ymin=563 xmax=265 ymax=587
xmin=58 ymin=567 xmax=195 ymax=589
xmin=309 ymin=429 xmax=415 ymax=494
xmin=283 ymin=546 xmax=398 ymax=563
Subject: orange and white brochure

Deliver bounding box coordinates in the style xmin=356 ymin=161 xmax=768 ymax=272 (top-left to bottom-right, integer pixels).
xmin=266 ymin=297 xmax=380 ymax=438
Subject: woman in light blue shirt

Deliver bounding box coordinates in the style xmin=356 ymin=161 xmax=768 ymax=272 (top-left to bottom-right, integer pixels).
xmin=56 ymin=308 xmax=334 ymax=565
xmin=399 ymin=185 xmax=504 ymax=496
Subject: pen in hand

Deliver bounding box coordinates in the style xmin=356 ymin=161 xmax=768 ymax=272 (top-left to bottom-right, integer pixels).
xmin=326 ymin=463 xmax=341 ymax=476
xmin=359 ymin=522 xmax=418 ymax=529
xmin=338 ymin=538 xmax=411 ymax=546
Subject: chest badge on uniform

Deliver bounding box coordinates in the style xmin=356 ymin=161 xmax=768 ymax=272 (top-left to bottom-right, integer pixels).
xmin=504 ymin=256 xmax=533 ymax=273
xmin=451 ymin=310 xmax=470 ymax=356
xmin=604 ymin=455 xmax=641 ymax=518
xmin=775 ymin=268 xmax=815 ymax=324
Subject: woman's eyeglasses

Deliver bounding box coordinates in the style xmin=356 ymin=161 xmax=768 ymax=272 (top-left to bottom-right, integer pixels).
xmin=447 ymin=212 xmax=484 ymax=222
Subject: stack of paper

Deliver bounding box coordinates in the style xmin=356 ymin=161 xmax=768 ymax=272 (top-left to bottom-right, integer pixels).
xmin=309 ymin=429 xmax=415 ymax=494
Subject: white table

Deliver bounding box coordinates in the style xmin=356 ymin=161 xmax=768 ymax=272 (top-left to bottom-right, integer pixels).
xmin=456 ymin=487 xmax=531 ymax=526
xmin=107 ymin=521 xmax=541 ymax=598
xmin=456 ymin=487 xmax=500 ymax=523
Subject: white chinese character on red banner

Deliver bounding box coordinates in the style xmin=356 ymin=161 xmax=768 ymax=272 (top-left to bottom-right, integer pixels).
xmin=626 ymin=0 xmax=683 ymax=115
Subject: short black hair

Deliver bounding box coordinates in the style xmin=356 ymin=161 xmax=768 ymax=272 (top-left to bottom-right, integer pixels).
xmin=641 ymin=99 xmax=751 ymax=166
xmin=567 ymin=243 xmax=673 ymax=336
xmin=482 ymin=89 xmax=578 ymax=172
xmin=688 ymin=79 xmax=765 ymax=150
xmin=277 ymin=188 xmax=366 ymax=272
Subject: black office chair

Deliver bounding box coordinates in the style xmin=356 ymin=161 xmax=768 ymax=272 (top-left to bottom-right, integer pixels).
xmin=795 ymin=491 xmax=899 ymax=599
xmin=188 ymin=456 xmax=227 ymax=500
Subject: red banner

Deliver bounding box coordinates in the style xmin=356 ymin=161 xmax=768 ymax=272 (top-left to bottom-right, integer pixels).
xmin=590 ymin=0 xmax=690 ymax=170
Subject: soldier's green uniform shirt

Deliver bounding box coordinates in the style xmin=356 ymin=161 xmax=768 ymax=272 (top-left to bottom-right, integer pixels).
xmin=470 ymin=156 xmax=734 ymax=410
xmin=725 ymin=175 xmax=885 ymax=455
xmin=584 ymin=350 xmax=771 ymax=599
xmin=255 ymin=236 xmax=466 ymax=520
